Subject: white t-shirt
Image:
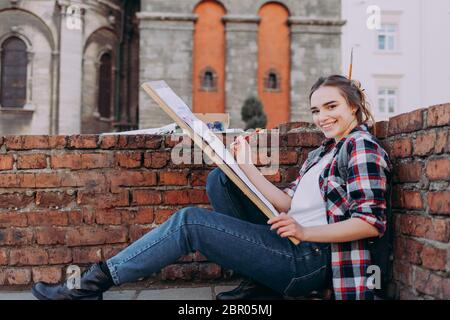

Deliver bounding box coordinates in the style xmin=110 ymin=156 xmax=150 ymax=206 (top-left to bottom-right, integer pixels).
xmin=287 ymin=150 xmax=335 ymax=227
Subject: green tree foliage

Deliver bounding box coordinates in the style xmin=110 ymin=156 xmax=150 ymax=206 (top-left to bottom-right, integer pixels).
xmin=241 ymin=96 xmax=267 ymax=130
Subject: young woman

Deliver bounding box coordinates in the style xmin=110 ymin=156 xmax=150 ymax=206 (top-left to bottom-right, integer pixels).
xmin=31 ymin=75 xmax=392 ymax=300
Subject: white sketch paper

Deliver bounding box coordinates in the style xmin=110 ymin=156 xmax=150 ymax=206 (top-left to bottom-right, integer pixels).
xmin=145 ymin=80 xmax=279 ymax=217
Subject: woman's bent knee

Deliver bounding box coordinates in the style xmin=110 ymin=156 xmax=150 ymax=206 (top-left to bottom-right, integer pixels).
xmin=206 ymin=168 xmax=227 ymax=196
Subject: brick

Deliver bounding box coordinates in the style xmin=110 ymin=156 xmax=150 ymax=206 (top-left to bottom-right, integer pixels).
xmin=420 ymin=245 xmax=447 ymax=271
xmin=116 ymin=135 xmax=162 ymax=149
xmin=124 ymin=207 xmax=154 ymax=224
xmin=0 ymin=154 xmax=14 ymax=170
xmin=17 ymin=173 xmax=36 ymax=188
xmin=68 ymin=135 xmax=98 ymax=149
xmin=104 ymin=226 xmax=128 ymax=244
xmin=388 ymin=109 xmax=424 ymax=136
xmin=95 ymin=209 xmax=122 ymax=225
xmin=287 ymin=131 xmax=323 ymax=147
xmin=191 ymin=170 xmax=209 ymax=187
xmin=161 ymin=264 xmax=198 ymax=280
xmin=109 ymin=171 xmax=157 ymax=192
xmin=154 ymin=208 xmax=176 ymax=224
xmin=68 ymin=210 xmax=83 ymax=225
xmin=0 ymin=248 xmax=8 ymax=265
xmin=159 ymin=170 xmax=188 ymax=185
xmin=0 ymin=212 xmax=28 ymax=228
xmin=0 ymin=268 xmax=31 ymax=285
xmin=413 ymin=131 xmax=436 ymax=156
xmin=35 ymin=227 xmax=66 ymax=245
xmin=5 ymin=136 xmax=50 ymax=150
xmin=80 ymin=153 xmax=111 ymax=169
xmin=115 ymin=151 xmax=142 ymax=168
xmin=426 ymin=103 xmax=450 ymax=128
xmin=72 ymin=247 xmax=102 ymax=264
xmin=102 ymin=244 xmax=127 ymax=259
xmin=0 ymin=174 xmax=19 ymax=187
xmin=163 ymin=190 xmax=189 ymax=205
xmin=426 ymin=158 xmax=450 ymax=181
xmin=402 ymin=190 xmax=423 ymax=210
xmin=10 ymin=248 xmax=48 ymax=266
xmin=76 ymin=190 xmax=129 ymax=209
xmin=414 ymin=268 xmax=442 ymax=297
xmin=164 ymin=135 xmax=183 ymax=148
xmin=399 ymin=214 xmax=450 ymax=242
xmin=129 ymin=225 xmax=152 ymax=242
xmin=279 ymin=150 xmax=298 ymax=165
xmin=47 ymin=247 xmax=72 ymax=264
xmin=198 ymin=263 xmax=221 ymax=280
xmin=27 ymin=211 xmax=69 ymax=226
xmin=395 ymin=161 xmax=423 ymax=182
xmin=393 ymin=261 xmax=413 ymax=286
xmin=193 ymin=251 xmax=208 ymax=262
xmin=66 ymin=227 xmax=107 ymax=246
xmin=35 ymin=191 xmax=75 ymax=208
xmin=390 ymin=138 xmax=413 ymax=158
xmin=0 ymin=193 xmax=34 ymax=209
xmin=32 ymin=266 xmax=62 ymax=284
xmin=17 ymin=153 xmax=47 ymax=169
xmin=50 ymin=153 xmax=82 ymax=169
xmin=374 ymin=121 xmax=389 ymax=139
xmin=435 ymin=131 xmax=449 ymax=154
xmin=35 ymin=173 xmax=62 ymax=188
xmin=132 ymin=189 xmax=162 ymax=205
xmin=428 ymin=192 xmax=450 ymax=215
xmin=395 ymin=237 xmax=424 ymax=265
xmin=48 ymin=136 xmax=67 ymax=149
xmin=99 ymin=135 xmax=117 ymax=149
xmin=144 ymin=151 xmax=171 ymax=168
xmin=6 ymin=229 xmax=34 ymax=245
xmin=72 ymin=172 xmax=108 ymax=192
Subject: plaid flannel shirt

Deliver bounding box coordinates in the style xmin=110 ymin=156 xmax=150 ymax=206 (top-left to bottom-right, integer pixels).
xmin=284 ymin=124 xmax=392 ymax=300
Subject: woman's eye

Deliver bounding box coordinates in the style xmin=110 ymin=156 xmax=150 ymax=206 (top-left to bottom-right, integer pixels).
xmin=328 ymin=105 xmax=337 ymax=109
xmin=311 ymin=110 xmax=318 ymax=114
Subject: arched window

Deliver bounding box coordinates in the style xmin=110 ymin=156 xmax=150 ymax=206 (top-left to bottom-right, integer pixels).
xmin=98 ymin=52 xmax=113 ymax=119
xmin=1 ymin=36 xmax=27 ymax=108
xmin=200 ymin=67 xmax=217 ymax=91
xmin=264 ymin=69 xmax=280 ymax=91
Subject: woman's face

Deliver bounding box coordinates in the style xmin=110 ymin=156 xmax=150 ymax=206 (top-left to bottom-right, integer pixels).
xmin=310 ymin=85 xmax=358 ymax=142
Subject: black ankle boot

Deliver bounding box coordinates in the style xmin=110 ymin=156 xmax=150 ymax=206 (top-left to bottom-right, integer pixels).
xmin=216 ymin=279 xmax=283 ymax=300
xmin=31 ymin=262 xmax=114 ymax=300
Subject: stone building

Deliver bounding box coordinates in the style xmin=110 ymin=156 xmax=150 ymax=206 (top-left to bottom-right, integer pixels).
xmin=139 ymin=0 xmax=344 ymax=129
xmin=0 ymin=0 xmax=343 ymax=134
xmin=0 ymin=0 xmax=139 ymax=135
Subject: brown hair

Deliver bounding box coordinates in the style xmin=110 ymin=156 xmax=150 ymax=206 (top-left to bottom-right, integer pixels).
xmin=309 ymin=75 xmax=375 ymax=127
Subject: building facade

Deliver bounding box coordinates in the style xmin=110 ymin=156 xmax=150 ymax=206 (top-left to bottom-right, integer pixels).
xmin=342 ymin=0 xmax=450 ymax=121
xmin=0 ymin=0 xmax=344 ymax=134
xmin=139 ymin=0 xmax=343 ymax=129
xmin=0 ymin=0 xmax=139 ymax=135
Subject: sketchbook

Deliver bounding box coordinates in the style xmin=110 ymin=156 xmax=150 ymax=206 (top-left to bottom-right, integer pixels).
xmin=141 ymin=81 xmax=299 ymax=245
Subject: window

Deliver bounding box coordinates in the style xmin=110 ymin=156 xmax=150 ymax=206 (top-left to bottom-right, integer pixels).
xmin=377 ymin=87 xmax=397 ymax=115
xmin=377 ymin=24 xmax=397 ymax=51
xmin=200 ymin=67 xmax=217 ymax=91
xmin=1 ymin=36 xmax=27 ymax=108
xmin=98 ymin=52 xmax=113 ymax=119
xmin=264 ymin=69 xmax=280 ymax=91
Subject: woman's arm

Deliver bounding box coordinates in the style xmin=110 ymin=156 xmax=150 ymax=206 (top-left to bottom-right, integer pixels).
xmin=231 ymin=136 xmax=292 ymax=213
xmin=268 ymin=213 xmax=379 ymax=243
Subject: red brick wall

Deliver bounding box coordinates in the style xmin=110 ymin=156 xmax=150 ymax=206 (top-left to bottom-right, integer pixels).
xmin=0 ymin=104 xmax=449 ymax=299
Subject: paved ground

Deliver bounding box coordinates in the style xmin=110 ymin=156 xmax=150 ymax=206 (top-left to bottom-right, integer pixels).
xmin=0 ymin=285 xmax=237 ymax=300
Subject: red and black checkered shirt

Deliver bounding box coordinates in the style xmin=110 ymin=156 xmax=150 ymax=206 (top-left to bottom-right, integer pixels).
xmin=284 ymin=124 xmax=392 ymax=300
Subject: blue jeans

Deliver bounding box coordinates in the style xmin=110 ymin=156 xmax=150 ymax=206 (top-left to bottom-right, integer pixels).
xmin=106 ymin=168 xmax=331 ymax=297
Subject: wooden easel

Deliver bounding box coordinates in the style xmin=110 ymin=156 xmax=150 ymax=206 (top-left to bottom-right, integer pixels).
xmin=142 ymin=82 xmax=299 ymax=245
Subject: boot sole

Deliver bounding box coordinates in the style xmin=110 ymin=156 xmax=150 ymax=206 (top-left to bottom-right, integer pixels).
xmin=31 ymin=284 xmax=103 ymax=300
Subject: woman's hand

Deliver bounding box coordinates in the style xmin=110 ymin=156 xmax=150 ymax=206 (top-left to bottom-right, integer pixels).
xmin=268 ymin=212 xmax=307 ymax=241
xmin=230 ymin=135 xmax=255 ymax=166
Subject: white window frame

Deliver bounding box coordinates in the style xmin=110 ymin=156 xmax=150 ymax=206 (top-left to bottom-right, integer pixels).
xmin=377 ymin=87 xmax=398 ymax=117
xmin=377 ymin=23 xmax=398 ymax=52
